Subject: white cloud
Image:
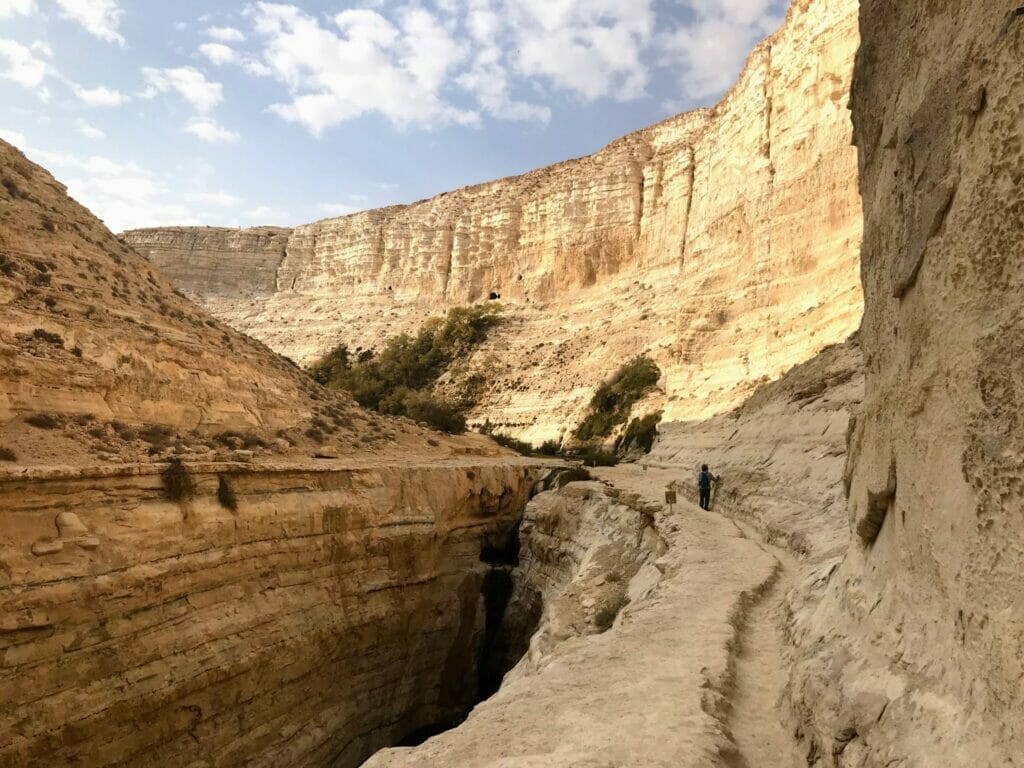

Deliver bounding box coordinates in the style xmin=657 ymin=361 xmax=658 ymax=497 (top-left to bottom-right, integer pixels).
xmin=73 ymin=83 xmax=127 ymax=106
xmin=185 ymin=190 xmax=241 ymax=207
xmin=317 ymin=202 xmax=361 ymax=217
xmin=12 ymin=140 xmax=198 ymax=230
xmin=141 ymin=66 xmax=223 ymax=113
xmin=373 ymin=181 xmax=398 ymax=192
xmin=508 ymin=0 xmax=654 ymax=101
xmin=198 ymin=42 xmax=237 ymax=66
xmin=184 ymin=116 xmax=239 ymax=143
xmin=206 ymin=26 xmax=245 ymax=43
xmin=0 ymin=127 xmax=28 ymax=147
xmin=0 ymin=39 xmax=49 ymax=87
xmin=0 ymin=0 xmax=35 ymax=18
xmin=76 ymin=118 xmax=104 ymax=139
xmin=659 ymin=0 xmax=783 ymax=101
xmin=55 ymin=0 xmax=124 ymax=45
xmin=250 ymin=2 xmax=477 ymax=136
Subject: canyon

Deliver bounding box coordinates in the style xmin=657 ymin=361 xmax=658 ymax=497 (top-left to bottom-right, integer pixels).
xmin=4 ymin=0 xmax=1024 ymax=766
xmin=125 ymin=0 xmax=863 ymax=445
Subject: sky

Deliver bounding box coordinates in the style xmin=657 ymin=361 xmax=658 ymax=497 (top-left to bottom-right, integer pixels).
xmin=0 ymin=0 xmax=787 ymax=232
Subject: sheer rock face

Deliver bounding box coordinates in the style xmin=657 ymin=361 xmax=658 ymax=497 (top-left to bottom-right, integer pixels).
xmin=124 ymin=0 xmax=863 ymax=443
xmin=0 ymin=461 xmax=539 ymax=768
xmin=787 ymin=2 xmax=1024 ymax=764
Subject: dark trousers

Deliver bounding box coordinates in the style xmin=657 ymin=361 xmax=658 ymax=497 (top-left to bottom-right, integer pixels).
xmin=699 ymin=488 xmax=711 ymax=510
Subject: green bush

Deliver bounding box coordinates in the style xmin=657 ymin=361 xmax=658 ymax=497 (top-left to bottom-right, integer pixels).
xmin=616 ymin=411 xmax=663 ymax=455
xmin=537 ymin=440 xmax=562 ymax=456
xmin=573 ymin=356 xmax=660 ymax=443
xmin=488 ymin=432 xmax=534 ymax=456
xmin=308 ymin=305 xmax=502 ymax=433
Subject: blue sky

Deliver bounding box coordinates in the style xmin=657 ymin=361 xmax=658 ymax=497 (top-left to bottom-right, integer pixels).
xmin=0 ymin=0 xmax=786 ymax=232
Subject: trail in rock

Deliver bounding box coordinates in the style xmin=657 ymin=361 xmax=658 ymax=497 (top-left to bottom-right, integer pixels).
xmin=600 ymin=467 xmax=804 ymax=768
xmin=724 ymin=518 xmax=804 ymax=768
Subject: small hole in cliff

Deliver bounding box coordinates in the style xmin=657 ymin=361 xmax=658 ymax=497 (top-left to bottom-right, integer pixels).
xmin=488 ymin=291 xmax=501 ymax=300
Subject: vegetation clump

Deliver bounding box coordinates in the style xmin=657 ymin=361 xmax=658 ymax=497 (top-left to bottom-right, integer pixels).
xmin=161 ymin=459 xmax=195 ymax=502
xmin=0 ymin=447 xmax=16 ymax=462
xmin=308 ymin=305 xmax=502 ymax=434
xmin=573 ymin=355 xmax=661 ymax=442
xmin=616 ymin=411 xmax=663 ymax=456
xmin=217 ymin=475 xmax=238 ymax=511
xmin=26 ymin=413 xmax=61 ymax=430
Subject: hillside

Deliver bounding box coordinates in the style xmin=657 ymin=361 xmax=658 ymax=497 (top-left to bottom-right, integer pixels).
xmin=0 ymin=138 xmax=496 ymax=468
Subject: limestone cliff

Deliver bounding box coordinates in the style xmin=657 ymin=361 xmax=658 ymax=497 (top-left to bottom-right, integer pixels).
xmin=124 ymin=0 xmax=863 ymax=444
xmin=0 ymin=460 xmax=540 ymax=767
xmin=786 ymin=2 xmax=1024 ymax=764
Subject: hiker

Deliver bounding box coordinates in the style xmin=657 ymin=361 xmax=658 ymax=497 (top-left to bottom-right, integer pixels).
xmin=698 ymin=464 xmax=718 ymax=510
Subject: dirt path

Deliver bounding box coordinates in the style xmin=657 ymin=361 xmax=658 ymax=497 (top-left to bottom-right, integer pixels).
xmin=725 ymin=519 xmax=804 ymax=768
xmin=599 ymin=467 xmax=804 ymax=768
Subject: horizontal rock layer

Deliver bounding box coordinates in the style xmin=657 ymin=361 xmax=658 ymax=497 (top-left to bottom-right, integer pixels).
xmin=124 ymin=0 xmax=863 ymax=443
xmin=0 ymin=460 xmax=541 ymax=767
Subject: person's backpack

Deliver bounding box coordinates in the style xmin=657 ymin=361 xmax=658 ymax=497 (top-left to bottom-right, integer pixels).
xmin=698 ymin=470 xmax=711 ymax=490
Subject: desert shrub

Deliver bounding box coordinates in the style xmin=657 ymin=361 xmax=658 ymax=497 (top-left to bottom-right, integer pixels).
xmin=26 ymin=413 xmax=61 ymax=429
xmin=309 ymin=305 xmax=502 ymax=433
xmin=426 ymin=438 xmax=440 ymax=447
xmin=304 ymin=427 xmax=325 ymax=444
xmin=0 ymin=255 xmax=14 ymax=276
xmin=31 ymin=328 xmax=64 ymax=346
xmin=161 ymin=459 xmax=195 ymax=502
xmin=580 ymin=447 xmax=619 ymax=467
xmin=389 ymin=389 xmax=467 ymax=434
xmin=217 ymin=475 xmax=238 ymax=511
xmin=139 ymin=424 xmax=175 ymax=447
xmin=40 ymin=215 xmax=56 ymax=233
xmin=213 ymin=431 xmax=268 ymax=450
xmin=0 ymin=447 xmax=16 ymax=462
xmin=111 ymin=421 xmax=138 ymax=441
xmin=537 ymin=440 xmax=562 ymax=456
xmin=573 ymin=356 xmax=661 ymax=442
xmin=2 ymin=177 xmax=19 ymax=198
xmin=616 ymin=412 xmax=663 ymax=456
xmin=488 ymin=432 xmax=534 ymax=456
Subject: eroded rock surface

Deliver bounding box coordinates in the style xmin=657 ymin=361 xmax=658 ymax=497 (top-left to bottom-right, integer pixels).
xmin=786 ymin=2 xmax=1024 ymax=764
xmin=0 ymin=460 xmax=540 ymax=767
xmin=124 ymin=0 xmax=863 ymax=443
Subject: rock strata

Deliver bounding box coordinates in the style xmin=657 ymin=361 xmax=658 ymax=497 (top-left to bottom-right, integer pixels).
xmin=124 ymin=0 xmax=863 ymax=443
xmin=0 ymin=460 xmax=540 ymax=767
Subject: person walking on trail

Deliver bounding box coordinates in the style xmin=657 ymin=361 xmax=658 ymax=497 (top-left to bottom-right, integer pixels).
xmin=698 ymin=464 xmax=718 ymax=510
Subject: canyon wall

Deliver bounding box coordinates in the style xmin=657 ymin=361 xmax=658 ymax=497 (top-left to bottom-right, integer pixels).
xmin=786 ymin=2 xmax=1024 ymax=764
xmin=3 ymin=119 xmax=549 ymax=767
xmin=124 ymin=0 xmax=863 ymax=443
xmin=0 ymin=460 xmax=540 ymax=767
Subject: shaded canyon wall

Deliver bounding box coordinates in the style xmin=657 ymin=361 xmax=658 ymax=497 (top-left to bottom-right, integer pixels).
xmin=786 ymin=1 xmax=1024 ymax=765
xmin=0 ymin=461 xmax=540 ymax=767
